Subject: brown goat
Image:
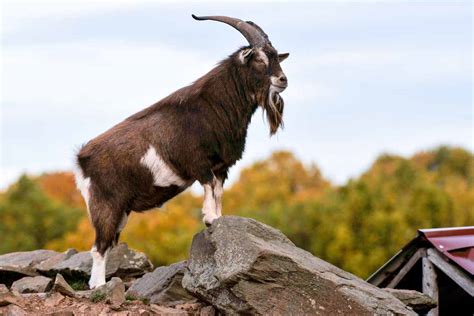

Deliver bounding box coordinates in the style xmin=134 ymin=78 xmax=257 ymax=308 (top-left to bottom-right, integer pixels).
xmin=74 ymin=14 xmax=289 ymax=288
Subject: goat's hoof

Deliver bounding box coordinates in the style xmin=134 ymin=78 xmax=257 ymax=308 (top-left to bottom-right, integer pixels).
xmin=203 ymin=214 xmax=218 ymax=227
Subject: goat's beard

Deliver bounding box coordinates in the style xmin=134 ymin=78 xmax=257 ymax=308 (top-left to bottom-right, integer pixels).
xmin=257 ymin=85 xmax=284 ymax=135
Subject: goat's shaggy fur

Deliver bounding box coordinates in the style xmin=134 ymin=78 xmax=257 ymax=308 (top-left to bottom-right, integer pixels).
xmin=75 ymin=16 xmax=289 ymax=288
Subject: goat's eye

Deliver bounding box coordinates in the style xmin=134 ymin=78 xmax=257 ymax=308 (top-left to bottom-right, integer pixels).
xmin=255 ymin=59 xmax=265 ymax=64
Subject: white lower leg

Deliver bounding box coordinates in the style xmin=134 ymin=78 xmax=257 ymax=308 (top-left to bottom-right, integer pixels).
xmin=202 ymin=183 xmax=218 ymax=225
xmin=89 ymin=246 xmax=108 ymax=289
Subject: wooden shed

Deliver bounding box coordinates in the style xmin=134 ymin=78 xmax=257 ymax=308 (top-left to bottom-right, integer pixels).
xmin=367 ymin=226 xmax=474 ymax=315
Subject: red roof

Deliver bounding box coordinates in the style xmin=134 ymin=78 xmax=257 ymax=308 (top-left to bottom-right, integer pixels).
xmin=419 ymin=226 xmax=474 ymax=275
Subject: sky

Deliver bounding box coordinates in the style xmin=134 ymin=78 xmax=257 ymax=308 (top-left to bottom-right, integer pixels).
xmin=1 ymin=0 xmax=472 ymax=190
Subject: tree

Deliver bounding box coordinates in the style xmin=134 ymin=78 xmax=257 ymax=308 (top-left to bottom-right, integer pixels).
xmin=0 ymin=175 xmax=82 ymax=253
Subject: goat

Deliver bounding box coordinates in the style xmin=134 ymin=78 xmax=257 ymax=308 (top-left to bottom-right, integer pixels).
xmin=74 ymin=14 xmax=289 ymax=289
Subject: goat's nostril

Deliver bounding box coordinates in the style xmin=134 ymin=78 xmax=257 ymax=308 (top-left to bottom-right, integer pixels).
xmin=279 ymin=76 xmax=287 ymax=83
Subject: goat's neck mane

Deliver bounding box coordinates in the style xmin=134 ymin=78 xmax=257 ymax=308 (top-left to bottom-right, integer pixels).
xmin=194 ymin=54 xmax=284 ymax=136
xmin=191 ymin=58 xmax=257 ymax=135
xmin=127 ymin=52 xmax=284 ymax=136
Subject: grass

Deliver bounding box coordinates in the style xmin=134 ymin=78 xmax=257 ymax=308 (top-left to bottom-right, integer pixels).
xmin=125 ymin=294 xmax=137 ymax=301
xmin=90 ymin=291 xmax=107 ymax=303
xmin=69 ymin=279 xmax=88 ymax=291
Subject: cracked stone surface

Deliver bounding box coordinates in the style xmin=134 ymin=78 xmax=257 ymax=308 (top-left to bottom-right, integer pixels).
xmin=46 ymin=243 xmax=153 ymax=281
xmin=126 ymin=261 xmax=197 ymax=306
xmin=183 ymin=216 xmax=415 ymax=315
xmin=0 ymin=250 xmax=59 ymax=286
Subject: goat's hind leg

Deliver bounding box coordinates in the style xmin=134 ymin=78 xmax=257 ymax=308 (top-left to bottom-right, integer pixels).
xmin=88 ymin=200 xmax=126 ymax=289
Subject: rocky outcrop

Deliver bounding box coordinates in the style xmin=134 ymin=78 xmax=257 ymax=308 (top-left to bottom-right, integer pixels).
xmin=0 ymin=216 xmax=433 ymax=315
xmin=0 ymin=250 xmax=59 ymax=286
xmin=182 ymin=216 xmax=416 ymax=315
xmin=126 ymin=261 xmax=197 ymax=306
xmin=46 ymin=243 xmax=153 ymax=281
xmin=383 ymin=288 xmax=437 ymax=314
xmin=0 ymin=243 xmax=153 ymax=288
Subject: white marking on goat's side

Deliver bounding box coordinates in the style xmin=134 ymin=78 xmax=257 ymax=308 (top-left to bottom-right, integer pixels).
xmin=89 ymin=246 xmax=108 ymax=289
xmin=202 ymin=183 xmax=218 ymax=225
xmin=140 ymin=145 xmax=186 ymax=187
xmin=73 ymin=168 xmax=91 ymax=215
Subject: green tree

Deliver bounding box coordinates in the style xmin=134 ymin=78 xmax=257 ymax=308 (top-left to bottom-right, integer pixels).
xmin=0 ymin=174 xmax=82 ymax=253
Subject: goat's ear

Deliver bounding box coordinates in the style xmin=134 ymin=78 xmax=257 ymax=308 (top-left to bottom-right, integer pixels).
xmin=278 ymin=53 xmax=289 ymax=63
xmin=239 ymin=48 xmax=254 ymax=64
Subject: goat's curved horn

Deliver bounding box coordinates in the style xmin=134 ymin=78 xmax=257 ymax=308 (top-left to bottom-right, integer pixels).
xmin=192 ymin=14 xmax=269 ymax=47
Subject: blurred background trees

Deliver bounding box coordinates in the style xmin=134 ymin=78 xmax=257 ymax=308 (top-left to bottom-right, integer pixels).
xmin=0 ymin=146 xmax=472 ymax=279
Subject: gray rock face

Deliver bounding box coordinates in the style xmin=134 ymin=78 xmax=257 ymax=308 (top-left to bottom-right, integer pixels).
xmin=182 ymin=216 xmax=415 ymax=315
xmin=36 ymin=249 xmax=77 ymax=274
xmin=0 ymin=250 xmax=59 ymax=286
xmin=383 ymin=288 xmax=437 ymax=314
xmin=11 ymin=276 xmax=52 ymax=294
xmin=126 ymin=261 xmax=197 ymax=306
xmin=47 ymin=243 xmax=153 ymax=281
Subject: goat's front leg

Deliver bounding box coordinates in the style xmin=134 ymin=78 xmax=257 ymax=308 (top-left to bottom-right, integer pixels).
xmin=201 ymin=176 xmax=224 ymax=226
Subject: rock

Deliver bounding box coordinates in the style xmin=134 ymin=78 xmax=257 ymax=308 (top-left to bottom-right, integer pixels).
xmin=74 ymin=289 xmax=93 ymax=299
xmin=36 ymin=249 xmax=78 ymax=275
xmin=383 ymin=288 xmax=437 ymax=314
xmin=126 ymin=261 xmax=197 ymax=306
xmin=0 ymin=284 xmax=8 ymax=293
xmin=150 ymin=304 xmax=187 ymax=315
xmin=48 ymin=243 xmax=153 ymax=281
xmin=11 ymin=276 xmax=52 ymax=293
xmin=0 ymin=291 xmax=24 ymax=307
xmin=183 ymin=216 xmax=415 ymax=315
xmin=46 ymin=252 xmax=92 ymax=281
xmin=3 ymin=304 xmax=28 ymax=316
xmin=0 ymin=250 xmax=59 ymax=286
xmin=44 ymin=292 xmax=65 ymax=307
xmin=107 ymin=244 xmax=154 ymax=280
xmin=51 ymin=274 xmax=75 ymax=297
xmin=45 ymin=311 xmax=74 ymax=316
xmin=199 ymin=305 xmax=216 ymax=316
xmin=92 ymin=277 xmax=125 ymax=306
xmin=201 ymin=305 xmax=216 ymax=316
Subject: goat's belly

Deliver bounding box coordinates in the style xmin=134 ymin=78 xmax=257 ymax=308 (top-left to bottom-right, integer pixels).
xmin=130 ymin=184 xmax=188 ymax=212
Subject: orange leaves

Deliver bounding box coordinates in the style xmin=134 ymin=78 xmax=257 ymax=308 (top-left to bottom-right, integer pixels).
xmin=38 ymin=172 xmax=86 ymax=210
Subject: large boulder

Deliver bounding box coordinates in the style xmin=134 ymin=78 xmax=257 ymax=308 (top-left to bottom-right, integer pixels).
xmin=45 ymin=243 xmax=153 ymax=281
xmin=126 ymin=261 xmax=197 ymax=306
xmin=182 ymin=216 xmax=415 ymax=315
xmin=0 ymin=250 xmax=59 ymax=286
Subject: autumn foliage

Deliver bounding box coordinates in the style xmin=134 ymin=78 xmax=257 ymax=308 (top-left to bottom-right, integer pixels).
xmin=0 ymin=146 xmax=472 ymax=278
